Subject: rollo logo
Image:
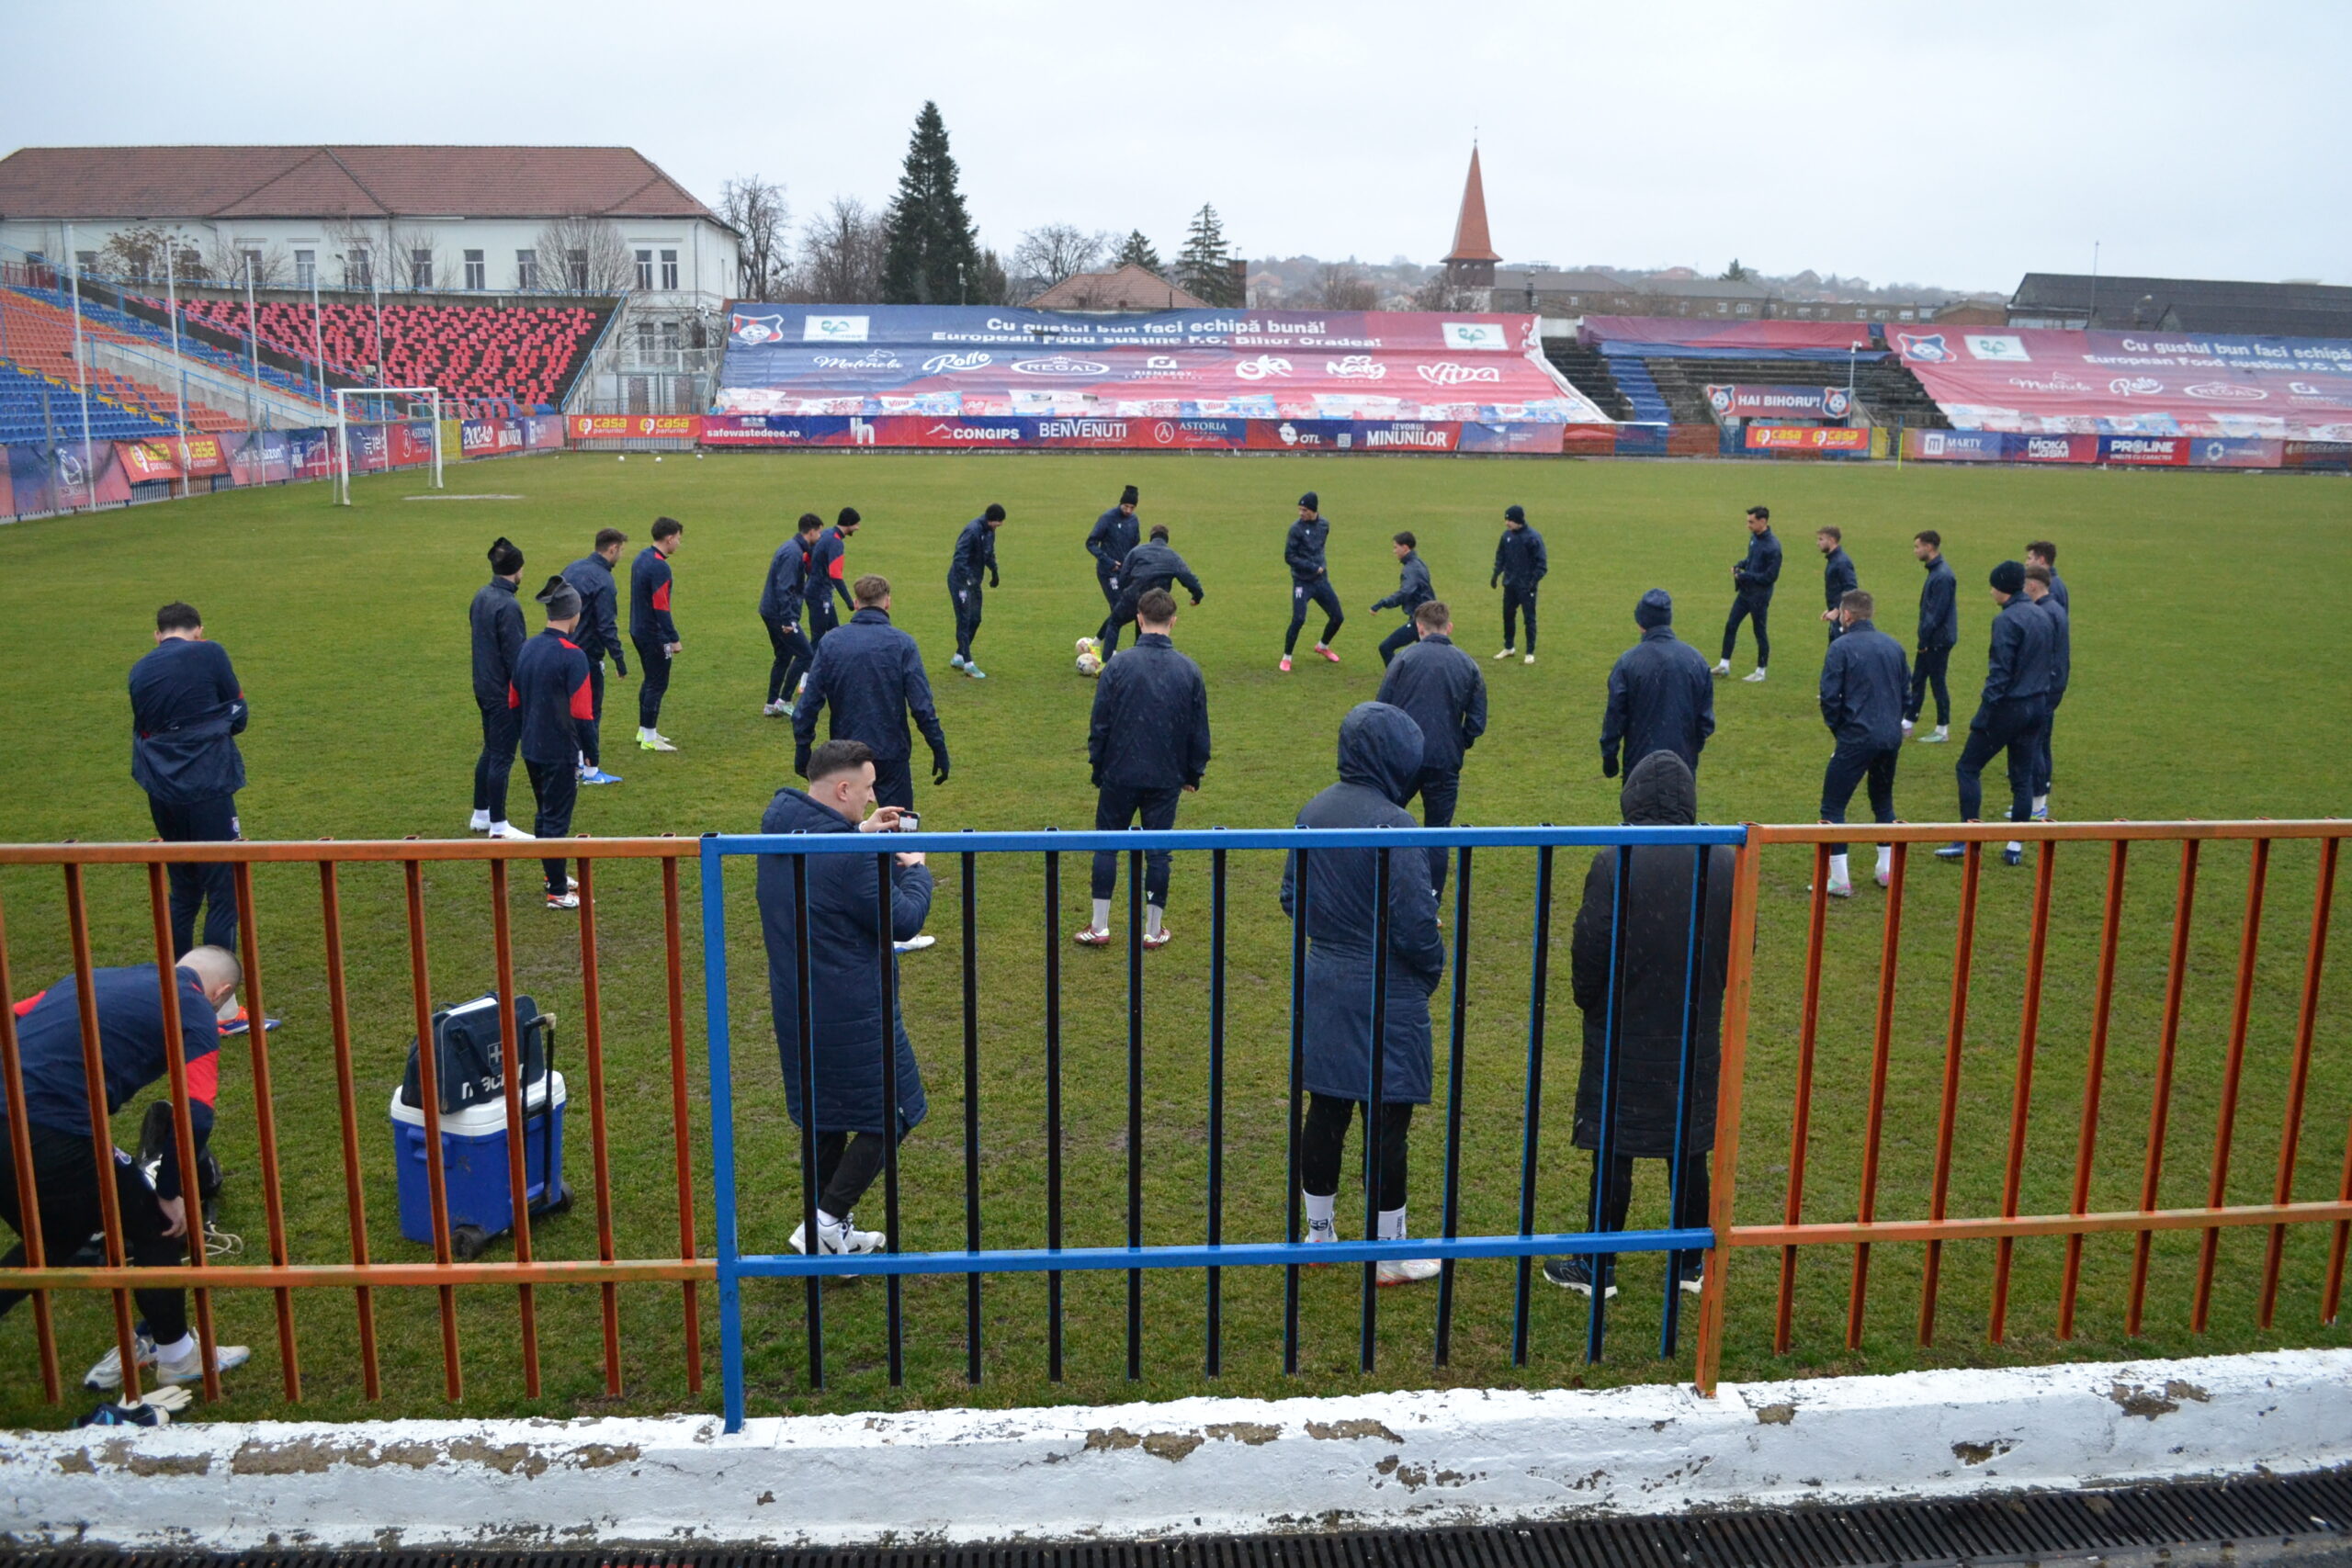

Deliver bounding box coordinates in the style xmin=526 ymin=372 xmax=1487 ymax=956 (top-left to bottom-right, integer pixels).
xmin=922 ymin=352 xmax=992 ymax=373
xmin=2185 ymin=382 xmax=2267 ymax=401
xmin=2109 ymin=378 xmax=2165 ymax=397
xmin=1235 ymin=355 xmax=1294 ymax=381
xmin=1418 ymin=362 xmax=1502 ymax=386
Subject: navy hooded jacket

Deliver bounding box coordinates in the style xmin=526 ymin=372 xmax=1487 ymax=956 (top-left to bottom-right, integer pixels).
xmin=1917 ymin=554 xmax=1959 ymax=650
xmin=948 ymin=517 xmax=999 ymax=588
xmin=629 ymin=545 xmax=678 ymax=645
xmin=1374 ymin=633 xmax=1487 ymax=773
xmin=5 ymin=964 xmax=220 ymax=1191
xmin=1089 ymin=633 xmax=1211 ymax=791
xmin=1818 ymin=618 xmax=1909 ymax=748
xmin=1373 ymin=551 xmax=1434 ymax=615
xmin=1822 ymin=546 xmax=1858 ymax=613
xmin=469 ymin=576 xmax=526 ymax=707
xmin=562 ymin=553 xmax=626 ymax=670
xmin=754 ymin=788 xmax=933 ymax=1137
xmin=1735 ymin=527 xmax=1782 ymax=601
xmin=1283 ymin=514 xmax=1331 ymax=583
xmin=130 ymin=637 xmax=247 ymax=805
xmin=1492 ymin=525 xmax=1548 ymax=589
xmin=759 ymin=536 xmax=814 ymax=625
xmin=1601 ymin=622 xmax=1716 ymax=773
xmin=1279 ymin=704 xmax=1447 ymax=1105
xmin=1979 ymin=593 xmax=2056 ymax=712
xmin=1087 ymin=506 xmax=1140 ymax=578
xmin=792 ymin=607 xmax=947 ymax=764
xmin=1114 ymin=540 xmax=1204 ymax=607
xmin=2036 ymin=592 xmax=2071 ymax=705
xmin=808 ymin=527 xmax=854 ymax=620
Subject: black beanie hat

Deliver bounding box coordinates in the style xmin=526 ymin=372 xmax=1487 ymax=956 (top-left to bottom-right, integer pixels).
xmin=1990 ymin=560 xmax=2026 ymax=595
xmin=1298 ymin=491 xmax=1319 ymax=511
xmin=838 ymin=506 xmax=862 ymax=527
xmin=488 ymin=536 xmax=523 ymax=576
xmin=536 ymin=572 xmax=582 ymax=620
xmin=1120 ymin=484 xmax=1139 ymax=506
xmin=984 ymin=502 xmax=1006 ymax=522
xmin=1635 ymin=588 xmax=1673 ymax=629
xmin=1504 ymin=504 xmax=1526 ymax=524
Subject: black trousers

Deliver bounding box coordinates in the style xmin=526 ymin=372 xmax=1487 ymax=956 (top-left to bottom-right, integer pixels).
xmin=1091 ymin=783 xmax=1182 ymax=907
xmin=1957 ymin=699 xmax=2045 ymax=826
xmin=1285 ymin=578 xmax=1344 ymax=655
xmin=1820 ymin=740 xmax=1899 ymax=857
xmin=473 ymin=700 xmax=519 ymax=820
xmin=1402 ymin=765 xmax=1461 ymax=898
xmin=763 ymin=617 xmax=811 ymax=706
xmin=2035 ymin=701 xmax=2059 ymax=795
xmin=871 ymin=755 xmax=913 ymax=812
xmin=1376 ymin=621 xmax=1418 ymax=666
xmin=1503 ymin=582 xmax=1539 ymax=651
xmin=632 ymin=635 xmax=672 ymax=730
xmin=579 ymin=659 xmax=605 ymax=768
xmin=147 ymin=794 xmax=237 ymax=957
xmin=1720 ymin=594 xmax=1770 ymax=666
xmin=814 ymin=1129 xmax=891 ymax=1219
xmin=1588 ymin=1150 xmax=1712 ymax=1269
xmin=950 ymin=579 xmax=983 ymax=660
xmin=1301 ymin=1092 xmax=1413 ymax=1209
xmin=808 ymin=604 xmax=840 ymax=647
xmin=525 ymin=758 xmax=577 ymax=893
xmin=0 ymin=1120 xmax=189 ymax=1341
xmin=1906 ymin=644 xmax=1953 ymax=727
xmin=1098 ymin=601 xmax=1137 ymax=654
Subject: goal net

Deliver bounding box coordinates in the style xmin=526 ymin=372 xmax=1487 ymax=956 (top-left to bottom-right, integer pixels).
xmin=334 ymin=387 xmax=445 ymax=505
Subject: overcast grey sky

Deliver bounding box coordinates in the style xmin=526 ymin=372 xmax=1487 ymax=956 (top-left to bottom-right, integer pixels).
xmin=6 ymin=0 xmax=2346 ymax=291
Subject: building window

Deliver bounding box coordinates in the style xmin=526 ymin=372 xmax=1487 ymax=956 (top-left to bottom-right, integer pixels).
xmin=661 ymin=248 xmax=679 ymax=290
xmin=1735 ymin=301 xmax=1755 ymax=316
xmin=637 ymin=320 xmax=655 ymax=351
xmin=347 ymin=249 xmax=373 ymax=288
xmin=516 ymin=249 xmax=539 ymax=290
xmin=411 ymin=248 xmax=434 ymax=289
xmin=76 ymin=250 xmax=97 ymax=276
xmin=1898 ymin=308 xmax=1916 ymax=321
xmin=464 ymin=250 xmax=486 ymax=289
xmin=1716 ymin=302 xmax=1730 ymax=315
xmin=565 ymin=249 xmax=587 ymax=290
xmin=295 ymin=250 xmax=316 ymax=289
xmin=635 ymin=248 xmax=654 ymax=290
xmin=661 ymin=320 xmax=680 ymax=352
xmin=242 ymin=249 xmax=264 ymax=283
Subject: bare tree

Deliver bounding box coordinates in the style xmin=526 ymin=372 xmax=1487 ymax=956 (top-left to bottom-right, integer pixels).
xmin=94 ymin=224 xmax=209 ymax=285
xmin=382 ymin=224 xmax=443 ymax=291
xmin=1410 ymin=272 xmax=1482 ymax=311
xmin=1315 ymin=262 xmax=1379 ymax=311
xmin=200 ymin=235 xmax=292 ymax=288
xmin=722 ymin=175 xmax=793 ymax=300
xmin=792 ymin=197 xmax=890 ymax=303
xmin=1011 ymin=223 xmax=1110 ymax=294
xmin=536 ymin=216 xmax=636 ymax=294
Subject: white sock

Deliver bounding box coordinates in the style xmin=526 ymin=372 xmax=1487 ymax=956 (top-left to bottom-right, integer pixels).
xmin=1377 ymin=1205 xmax=1408 ymax=1241
xmin=1304 ymin=1191 xmax=1336 ymax=1231
xmin=2033 ymin=794 xmax=2049 ymax=815
xmin=490 ymin=820 xmax=513 ymax=835
xmin=1828 ymin=852 xmax=1849 ymax=886
xmin=1091 ymin=898 xmax=1112 ymax=931
xmin=155 ymin=1332 xmax=195 ymax=1359
xmin=2007 ymin=840 xmax=2024 ymax=854
xmin=1145 ymin=904 xmax=1164 ymax=939
xmin=1876 ymin=846 xmax=1894 ymax=877
xmin=816 ymin=1206 xmax=844 ymax=1231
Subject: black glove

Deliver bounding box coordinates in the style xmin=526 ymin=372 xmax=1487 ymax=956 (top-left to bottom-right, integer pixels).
xmin=613 ymin=654 xmax=628 ymax=678
xmin=1490 ymin=576 xmax=1499 ymax=590
xmin=931 ymin=750 xmax=950 ymax=787
xmin=1191 ymin=594 xmax=1204 ymax=606
xmin=794 ymin=741 xmax=811 ymax=779
xmin=1601 ymin=752 xmax=1620 ymax=779
xmin=989 ymin=571 xmax=1000 ymax=589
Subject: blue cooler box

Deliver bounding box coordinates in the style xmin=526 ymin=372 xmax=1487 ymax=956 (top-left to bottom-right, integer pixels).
xmin=390 ymin=1070 xmax=567 ymax=1258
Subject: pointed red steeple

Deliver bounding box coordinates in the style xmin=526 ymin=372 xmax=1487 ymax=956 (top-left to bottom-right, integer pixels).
xmin=1444 ymin=145 xmax=1499 ymax=287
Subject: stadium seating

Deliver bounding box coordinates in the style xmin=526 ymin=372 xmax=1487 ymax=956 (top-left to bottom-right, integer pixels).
xmin=1642 ymin=355 xmax=1950 ymax=430
xmin=1605 ymin=357 xmax=1673 ymax=425
xmin=1541 ymin=339 xmax=1634 ymax=422
xmin=180 ymin=298 xmax=609 ymax=409
xmin=6 ymin=284 xmax=322 ymax=406
xmin=0 ymin=291 xmax=241 ymax=436
xmin=0 ymin=359 xmax=195 ymax=444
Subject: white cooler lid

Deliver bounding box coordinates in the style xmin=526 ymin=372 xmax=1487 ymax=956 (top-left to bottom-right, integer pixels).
xmin=390 ymin=1070 xmax=566 ymax=1134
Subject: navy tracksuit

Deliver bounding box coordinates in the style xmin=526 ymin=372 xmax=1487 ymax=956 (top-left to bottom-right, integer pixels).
xmin=1105 ymin=540 xmax=1205 ymax=645
xmin=759 ymin=536 xmax=817 ymax=706
xmin=2032 ymin=591 xmax=2071 ymax=797
xmin=130 ymin=636 xmax=248 ymax=957
xmin=1602 ymin=622 xmax=1716 ymax=774
xmin=1374 ymin=632 xmax=1487 ymax=896
xmin=806 ymin=527 xmax=854 ymax=643
xmin=1088 ymin=506 xmax=1142 ymax=647
xmin=1721 ymin=526 xmax=1781 ymax=666
xmin=510 ymin=626 xmax=594 ymax=892
xmin=1372 ymin=551 xmax=1435 ymax=666
xmin=1957 ymin=595 xmax=2056 ymax=826
xmin=947 ymin=517 xmax=1000 ymax=662
xmin=792 ymin=607 xmax=949 ymax=810
xmin=1817 ymin=619 xmax=1909 ymax=856
xmin=1906 ymin=554 xmax=1959 ymax=727
xmin=1283 ymin=513 xmax=1343 ymax=655
xmin=629 ymin=545 xmax=679 ymax=731
xmin=1087 ymin=632 xmax=1212 ymax=908
xmin=1822 ymin=546 xmax=1857 ymax=645
xmin=1492 ymin=525 xmax=1549 ymax=653
xmin=469 ymin=576 xmax=526 ymax=819
xmin=562 ymin=552 xmax=625 ymax=769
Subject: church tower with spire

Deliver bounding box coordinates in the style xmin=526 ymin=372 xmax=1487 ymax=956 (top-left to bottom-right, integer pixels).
xmin=1442 ymin=144 xmax=1500 ymax=291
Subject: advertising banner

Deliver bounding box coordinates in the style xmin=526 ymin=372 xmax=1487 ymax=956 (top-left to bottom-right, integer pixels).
xmin=2284 ymin=440 xmax=2352 ymax=471
xmin=1582 ymin=317 xmax=1884 ymax=361
xmin=522 ymin=415 xmax=565 ymax=451
xmin=1744 ymin=425 xmax=1870 ymax=453
xmin=1907 ymin=430 xmax=2101 ymax=463
xmin=116 ymin=440 xmax=183 ymax=482
xmin=1894 ymin=327 xmax=2352 ymax=441
xmin=2098 ymin=434 xmax=2190 ymax=466
xmin=1704 ymin=383 xmax=1854 ymax=421
xmin=2188 ymin=437 xmax=2284 ymax=469
xmin=228 ymin=430 xmax=296 ymax=486
xmin=1461 ymin=422 xmax=1569 ymax=455
xmin=173 ymin=434 xmax=228 ymax=477
xmin=569 ymin=413 xmax=703 ymax=441
xmin=1244 ymin=419 xmax=1458 ymax=452
xmin=715 ymin=305 xmax=1605 ymax=426
xmin=460 ymin=418 xmax=525 ymax=457
xmin=386 ymin=421 xmax=436 ymax=468
xmin=288 ymin=428 xmax=334 ymax=480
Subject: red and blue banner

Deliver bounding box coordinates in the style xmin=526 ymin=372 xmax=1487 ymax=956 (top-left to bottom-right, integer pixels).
xmin=1743 ymin=424 xmax=1870 ymax=453
xmin=1581 ymin=317 xmax=1885 ymax=361
xmin=1704 ymin=383 xmax=1854 ymax=421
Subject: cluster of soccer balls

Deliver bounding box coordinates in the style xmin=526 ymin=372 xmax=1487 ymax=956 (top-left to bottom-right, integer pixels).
xmin=1074 ymin=636 xmax=1104 ymax=678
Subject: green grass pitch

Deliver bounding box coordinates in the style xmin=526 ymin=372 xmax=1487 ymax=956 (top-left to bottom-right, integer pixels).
xmin=0 ymin=450 xmax=2346 ymax=1427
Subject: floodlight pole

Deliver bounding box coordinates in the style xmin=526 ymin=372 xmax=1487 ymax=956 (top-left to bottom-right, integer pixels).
xmin=310 ymin=266 xmax=328 ymax=412
xmin=63 ymin=222 xmax=97 ymax=514
xmin=166 ymin=244 xmax=191 ymax=499
xmin=243 ymin=255 xmax=261 ymax=432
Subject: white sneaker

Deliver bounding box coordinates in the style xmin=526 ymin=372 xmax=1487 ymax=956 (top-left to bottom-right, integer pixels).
xmin=469 ymin=809 xmax=492 ymax=834
xmin=1522 ymin=654 xmax=1536 ymax=665
xmin=487 ymin=820 xmax=536 ymax=840
xmin=639 ymin=728 xmax=678 ymax=752
xmin=1713 ymin=659 xmax=1731 ymax=675
xmin=1377 ymin=1257 xmax=1442 ymax=1287
xmin=1493 ymin=648 xmax=1515 ymax=660
xmin=1901 ymin=717 xmax=1916 ymax=736
xmin=894 ymin=934 xmax=937 ymax=953
xmin=950 ymin=653 xmax=966 ymax=668
xmin=1742 ymin=667 xmax=1768 ymax=682
xmin=790 ymin=1215 xmax=884 ymax=1255
xmin=1875 ymin=864 xmax=1894 ymax=888
xmin=762 ymin=700 xmax=783 ymax=716
xmin=154 ymin=1337 xmax=251 ymax=1385
xmin=84 ymin=1334 xmax=157 ymax=1391
xmin=1812 ymin=878 xmax=1853 ymax=899
xmin=1917 ymin=725 xmax=1950 ymax=744
xmin=546 ymin=891 xmax=581 ymax=911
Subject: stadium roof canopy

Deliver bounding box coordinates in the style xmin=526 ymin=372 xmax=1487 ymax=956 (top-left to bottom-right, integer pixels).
xmin=2010 ymin=271 xmax=2352 ymax=335
xmin=0 ymin=145 xmax=718 ymax=222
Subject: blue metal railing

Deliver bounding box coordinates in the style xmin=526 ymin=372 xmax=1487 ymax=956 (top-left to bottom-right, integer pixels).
xmin=700 ymin=823 xmax=1747 ymax=1431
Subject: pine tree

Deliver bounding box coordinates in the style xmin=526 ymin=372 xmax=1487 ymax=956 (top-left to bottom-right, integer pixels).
xmin=1176 ymin=204 xmax=1238 ymax=307
xmin=880 ymin=101 xmax=982 ymax=305
xmin=1113 ymin=230 xmax=1162 ymax=275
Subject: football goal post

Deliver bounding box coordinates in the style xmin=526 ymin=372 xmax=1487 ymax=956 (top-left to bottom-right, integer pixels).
xmin=334 ymin=387 xmax=444 ymax=505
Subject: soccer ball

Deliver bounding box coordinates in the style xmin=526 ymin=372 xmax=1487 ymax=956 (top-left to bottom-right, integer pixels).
xmin=1075 ymin=637 xmax=1103 ymax=677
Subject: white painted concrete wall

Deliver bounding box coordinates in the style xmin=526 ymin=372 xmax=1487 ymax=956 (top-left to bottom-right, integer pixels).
xmin=5 ymin=1348 xmax=2346 ymax=1550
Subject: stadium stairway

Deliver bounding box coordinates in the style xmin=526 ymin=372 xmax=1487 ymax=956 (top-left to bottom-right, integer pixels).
xmin=1605 ymin=356 xmax=1674 ymax=425
xmin=1541 ymin=337 xmax=1634 ymax=421
xmin=181 ymin=297 xmax=611 ymax=409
